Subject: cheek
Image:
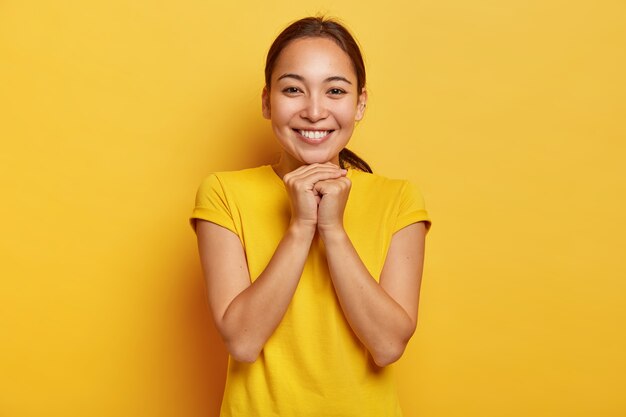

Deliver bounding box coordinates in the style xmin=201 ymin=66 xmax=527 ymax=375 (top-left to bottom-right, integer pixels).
xmin=270 ymin=96 xmax=299 ymax=122
xmin=336 ymin=102 xmax=360 ymax=124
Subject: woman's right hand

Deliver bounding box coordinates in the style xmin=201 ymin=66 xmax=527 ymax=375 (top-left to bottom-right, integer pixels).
xmin=281 ymin=163 xmax=347 ymax=232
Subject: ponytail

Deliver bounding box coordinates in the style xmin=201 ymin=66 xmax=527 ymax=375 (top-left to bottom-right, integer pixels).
xmin=339 ymin=148 xmax=372 ymax=173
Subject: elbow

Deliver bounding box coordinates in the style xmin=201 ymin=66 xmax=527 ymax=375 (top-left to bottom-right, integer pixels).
xmin=225 ymin=337 xmax=262 ymax=363
xmin=371 ymin=323 xmax=415 ymax=367
xmin=217 ymin=318 xmax=263 ymax=363
xmin=371 ymin=343 xmax=407 ymax=367
xmin=229 ymin=348 xmax=260 ymax=364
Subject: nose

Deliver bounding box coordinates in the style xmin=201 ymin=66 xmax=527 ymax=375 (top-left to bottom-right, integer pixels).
xmin=300 ymin=94 xmax=328 ymax=122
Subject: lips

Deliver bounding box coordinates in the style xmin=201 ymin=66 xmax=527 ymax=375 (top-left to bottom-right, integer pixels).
xmin=294 ymin=129 xmax=334 ymax=144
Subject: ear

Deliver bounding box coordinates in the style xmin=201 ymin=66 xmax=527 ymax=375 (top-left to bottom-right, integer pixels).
xmin=355 ymin=88 xmax=368 ymax=121
xmin=262 ymin=87 xmax=271 ymax=119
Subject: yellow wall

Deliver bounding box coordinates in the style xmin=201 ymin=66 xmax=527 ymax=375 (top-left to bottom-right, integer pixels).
xmin=1 ymin=1 xmax=625 ymax=416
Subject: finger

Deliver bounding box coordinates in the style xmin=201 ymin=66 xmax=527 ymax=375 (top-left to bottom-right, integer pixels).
xmin=288 ymin=169 xmax=345 ymax=186
xmin=285 ymin=162 xmax=340 ymax=178
xmin=314 ymin=178 xmax=351 ymax=195
xmin=289 ymin=162 xmax=345 ymax=176
xmin=286 ymin=167 xmax=346 ymax=187
xmin=316 ymin=177 xmax=351 ymax=187
xmin=297 ymin=169 xmax=347 ymax=188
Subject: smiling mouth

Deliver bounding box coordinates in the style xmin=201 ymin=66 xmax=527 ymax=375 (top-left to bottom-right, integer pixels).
xmin=294 ymin=129 xmax=334 ymax=142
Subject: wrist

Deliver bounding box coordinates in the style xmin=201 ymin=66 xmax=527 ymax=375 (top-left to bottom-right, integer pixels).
xmin=287 ymin=220 xmax=317 ymax=240
xmin=317 ymin=224 xmax=348 ymax=243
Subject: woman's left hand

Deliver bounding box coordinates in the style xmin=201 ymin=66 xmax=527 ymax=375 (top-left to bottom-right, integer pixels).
xmin=314 ymin=176 xmax=351 ymax=236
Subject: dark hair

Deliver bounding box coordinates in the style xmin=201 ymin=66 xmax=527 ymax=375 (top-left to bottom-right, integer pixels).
xmin=265 ymin=16 xmax=373 ymax=173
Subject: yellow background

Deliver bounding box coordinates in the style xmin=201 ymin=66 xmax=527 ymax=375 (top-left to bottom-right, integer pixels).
xmin=1 ymin=1 xmax=625 ymax=416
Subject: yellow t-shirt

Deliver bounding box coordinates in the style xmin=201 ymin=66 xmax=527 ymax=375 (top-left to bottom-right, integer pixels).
xmin=191 ymin=165 xmax=431 ymax=417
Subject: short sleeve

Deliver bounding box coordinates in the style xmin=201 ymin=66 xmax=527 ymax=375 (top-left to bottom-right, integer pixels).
xmin=189 ymin=174 xmax=237 ymax=234
xmin=393 ymin=181 xmax=432 ymax=233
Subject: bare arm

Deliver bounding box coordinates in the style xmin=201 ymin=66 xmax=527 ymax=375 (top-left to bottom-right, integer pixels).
xmin=196 ymin=220 xmax=314 ymax=363
xmin=315 ymin=177 xmax=427 ymax=367
xmin=195 ymin=163 xmax=346 ymax=362
xmin=321 ymin=222 xmax=426 ymax=367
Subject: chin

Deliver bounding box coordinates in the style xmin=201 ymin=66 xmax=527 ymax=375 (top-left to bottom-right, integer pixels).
xmin=300 ymin=156 xmax=336 ymax=166
xmin=296 ymin=149 xmax=341 ymax=166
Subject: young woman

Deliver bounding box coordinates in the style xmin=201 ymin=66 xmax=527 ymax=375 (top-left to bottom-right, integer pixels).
xmin=191 ymin=16 xmax=431 ymax=417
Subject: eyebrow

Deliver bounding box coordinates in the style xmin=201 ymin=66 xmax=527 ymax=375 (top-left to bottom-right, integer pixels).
xmin=277 ymin=73 xmax=352 ymax=85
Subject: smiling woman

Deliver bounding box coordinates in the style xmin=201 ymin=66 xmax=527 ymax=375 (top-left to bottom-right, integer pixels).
xmin=262 ymin=36 xmax=367 ymax=174
xmin=264 ymin=17 xmax=372 ymax=174
xmin=191 ymin=16 xmax=431 ymax=417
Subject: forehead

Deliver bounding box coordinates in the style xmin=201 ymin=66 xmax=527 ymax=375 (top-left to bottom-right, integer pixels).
xmin=272 ymin=37 xmax=356 ymax=82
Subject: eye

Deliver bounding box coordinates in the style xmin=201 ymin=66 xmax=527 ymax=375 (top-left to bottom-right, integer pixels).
xmin=327 ymin=88 xmax=346 ymax=96
xmin=282 ymin=87 xmax=302 ymax=95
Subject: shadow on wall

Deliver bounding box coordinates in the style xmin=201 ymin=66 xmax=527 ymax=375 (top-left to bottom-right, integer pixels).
xmin=177 ymin=253 xmax=228 ymax=417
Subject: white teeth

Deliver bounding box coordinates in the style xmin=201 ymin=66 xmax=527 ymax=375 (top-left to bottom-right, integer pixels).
xmin=299 ymin=130 xmax=329 ymax=139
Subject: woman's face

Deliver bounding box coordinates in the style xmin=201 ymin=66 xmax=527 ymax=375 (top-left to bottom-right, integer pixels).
xmin=263 ymin=37 xmax=367 ymax=172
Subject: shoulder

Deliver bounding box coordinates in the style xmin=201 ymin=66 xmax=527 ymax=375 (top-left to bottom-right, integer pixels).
xmin=349 ymin=169 xmax=431 ymax=230
xmin=349 ymin=169 xmax=415 ymax=195
xmin=191 ymin=165 xmax=279 ymax=232
xmin=195 ymin=165 xmax=277 ymax=207
xmin=198 ymin=165 xmax=276 ymax=192
xmin=203 ymin=165 xmax=273 ymax=183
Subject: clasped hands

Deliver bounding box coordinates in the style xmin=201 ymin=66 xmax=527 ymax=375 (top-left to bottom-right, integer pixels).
xmin=282 ymin=162 xmax=351 ymax=237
